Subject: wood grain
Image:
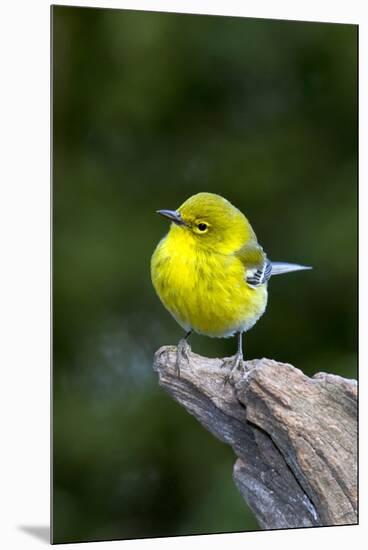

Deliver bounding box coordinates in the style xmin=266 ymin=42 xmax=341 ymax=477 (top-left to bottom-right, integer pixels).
xmin=153 ymin=346 xmax=357 ymax=529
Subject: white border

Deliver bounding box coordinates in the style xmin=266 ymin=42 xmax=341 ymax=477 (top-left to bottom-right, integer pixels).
xmin=0 ymin=1 xmax=366 ymax=549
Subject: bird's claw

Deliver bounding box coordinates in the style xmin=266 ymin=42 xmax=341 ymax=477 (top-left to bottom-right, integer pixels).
xmin=175 ymin=338 xmax=191 ymax=378
xmin=221 ymin=352 xmax=245 ymax=386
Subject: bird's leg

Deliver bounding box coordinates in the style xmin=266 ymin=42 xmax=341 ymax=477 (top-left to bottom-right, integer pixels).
xmin=223 ymin=332 xmax=245 ymax=385
xmin=175 ymin=330 xmax=192 ymax=378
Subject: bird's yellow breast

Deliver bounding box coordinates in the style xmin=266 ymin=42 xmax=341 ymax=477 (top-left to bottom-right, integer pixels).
xmin=151 ymin=226 xmax=268 ymax=337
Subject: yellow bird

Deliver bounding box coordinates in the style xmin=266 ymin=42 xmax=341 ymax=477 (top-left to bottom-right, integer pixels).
xmin=151 ymin=192 xmax=311 ymax=378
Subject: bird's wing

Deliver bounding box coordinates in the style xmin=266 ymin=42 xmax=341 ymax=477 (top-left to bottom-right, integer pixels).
xmin=235 ymin=244 xmax=312 ymax=288
xmin=246 ymin=260 xmax=273 ymax=287
xmin=235 ymin=243 xmax=272 ymax=288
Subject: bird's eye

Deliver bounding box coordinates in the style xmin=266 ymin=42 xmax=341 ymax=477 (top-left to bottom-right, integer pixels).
xmin=197 ymin=223 xmax=208 ymax=232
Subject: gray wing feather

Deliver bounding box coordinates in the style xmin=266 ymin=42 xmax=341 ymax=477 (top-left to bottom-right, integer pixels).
xmin=270 ymin=262 xmax=312 ymax=275
xmin=246 ymin=259 xmax=272 ymax=287
xmin=246 ymin=260 xmax=312 ymax=288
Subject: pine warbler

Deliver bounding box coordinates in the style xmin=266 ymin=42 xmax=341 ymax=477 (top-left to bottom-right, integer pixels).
xmin=151 ymin=192 xmax=311 ymax=378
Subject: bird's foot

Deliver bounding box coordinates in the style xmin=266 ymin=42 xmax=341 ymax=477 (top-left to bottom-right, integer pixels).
xmin=175 ymin=338 xmax=191 ymax=378
xmin=221 ymin=351 xmax=245 ymax=385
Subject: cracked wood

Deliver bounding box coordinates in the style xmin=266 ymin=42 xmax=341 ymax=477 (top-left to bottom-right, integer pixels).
xmin=153 ymin=346 xmax=357 ymax=530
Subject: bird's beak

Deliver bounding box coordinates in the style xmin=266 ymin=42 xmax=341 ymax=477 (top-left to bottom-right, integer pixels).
xmin=156 ymin=209 xmax=186 ymax=226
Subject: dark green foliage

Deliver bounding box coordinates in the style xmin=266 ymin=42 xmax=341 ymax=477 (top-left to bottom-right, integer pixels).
xmin=52 ymin=6 xmax=357 ymax=543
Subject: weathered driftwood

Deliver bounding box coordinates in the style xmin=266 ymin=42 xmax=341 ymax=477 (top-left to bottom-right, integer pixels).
xmin=153 ymin=345 xmax=357 ymax=530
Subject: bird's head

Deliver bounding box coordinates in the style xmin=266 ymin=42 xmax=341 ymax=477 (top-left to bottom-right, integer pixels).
xmin=157 ymin=192 xmax=256 ymax=253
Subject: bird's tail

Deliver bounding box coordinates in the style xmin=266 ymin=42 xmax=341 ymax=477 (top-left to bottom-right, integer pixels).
xmin=271 ymin=262 xmax=312 ymax=276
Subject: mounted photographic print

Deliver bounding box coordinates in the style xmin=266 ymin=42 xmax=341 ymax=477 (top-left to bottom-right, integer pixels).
xmin=52 ymin=5 xmax=358 ymax=544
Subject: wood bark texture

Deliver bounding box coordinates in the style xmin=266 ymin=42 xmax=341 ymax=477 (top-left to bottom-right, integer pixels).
xmin=153 ymin=345 xmax=357 ymax=530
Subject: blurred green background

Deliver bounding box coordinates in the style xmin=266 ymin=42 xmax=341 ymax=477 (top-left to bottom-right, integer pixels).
xmin=52 ymin=6 xmax=357 ymax=544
